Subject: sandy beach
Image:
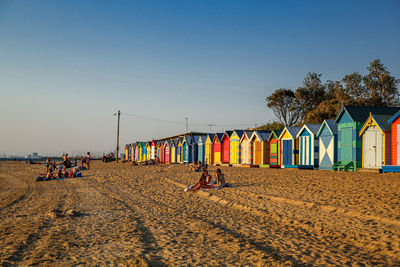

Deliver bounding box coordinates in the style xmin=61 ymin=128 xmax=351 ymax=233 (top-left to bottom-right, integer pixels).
xmin=0 ymin=161 xmax=399 ymax=266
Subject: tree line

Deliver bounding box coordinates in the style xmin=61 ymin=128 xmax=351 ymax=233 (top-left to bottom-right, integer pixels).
xmin=265 ymin=59 xmax=399 ymax=126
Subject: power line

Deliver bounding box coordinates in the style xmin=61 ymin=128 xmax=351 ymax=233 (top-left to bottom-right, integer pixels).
xmin=122 ymin=112 xmax=263 ymax=128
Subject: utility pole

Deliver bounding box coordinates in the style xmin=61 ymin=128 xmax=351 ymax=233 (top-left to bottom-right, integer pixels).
xmin=114 ymin=110 xmax=121 ymax=162
xmin=185 ymin=117 xmax=188 ymax=133
xmin=208 ymin=124 xmax=214 ymax=132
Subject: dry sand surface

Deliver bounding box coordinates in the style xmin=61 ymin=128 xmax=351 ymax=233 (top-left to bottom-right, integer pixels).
xmin=0 ymin=161 xmax=399 ymax=266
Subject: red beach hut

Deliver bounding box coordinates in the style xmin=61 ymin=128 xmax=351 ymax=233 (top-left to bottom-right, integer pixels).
xmin=221 ymin=131 xmax=233 ymax=164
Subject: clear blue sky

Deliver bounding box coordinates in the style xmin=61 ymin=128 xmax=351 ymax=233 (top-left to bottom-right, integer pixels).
xmin=1 ymin=0 xmax=399 ymax=156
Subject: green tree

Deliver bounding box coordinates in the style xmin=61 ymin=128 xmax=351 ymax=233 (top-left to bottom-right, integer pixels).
xmin=266 ymin=88 xmax=300 ymax=126
xmin=294 ymin=72 xmax=326 ymax=123
xmin=342 ymin=72 xmax=368 ymax=105
xmin=253 ymin=121 xmax=284 ymax=131
xmin=363 ymin=59 xmax=400 ymax=106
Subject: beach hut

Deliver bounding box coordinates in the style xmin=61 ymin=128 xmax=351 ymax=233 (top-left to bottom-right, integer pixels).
xmin=137 ymin=142 xmax=146 ymax=162
xmin=221 ymin=131 xmax=233 ymax=164
xmin=150 ymin=140 xmax=157 ymax=160
xmin=268 ymin=130 xmax=283 ymax=168
xmin=239 ymin=130 xmax=254 ymax=165
xmin=249 ymin=130 xmax=271 ymax=167
xmin=130 ymin=143 xmax=136 ymax=162
xmin=296 ymin=124 xmax=321 ymax=169
xmin=163 ymin=140 xmax=171 ymax=164
xmin=124 ymin=145 xmax=129 ymax=161
xmin=279 ymin=127 xmax=301 ymax=168
xmin=197 ymin=135 xmax=206 ymax=164
xmin=359 ymin=113 xmax=393 ymax=169
xmin=333 ymin=105 xmax=399 ymax=171
xmin=135 ymin=142 xmax=140 ymax=162
xmin=204 ymin=134 xmax=215 ymax=165
xmin=146 ymin=142 xmax=151 ymax=161
xmin=170 ymin=139 xmax=177 ymax=163
xmin=383 ymin=110 xmax=400 ymax=172
xmin=316 ymin=120 xmax=338 ymax=170
xmin=213 ymin=133 xmax=224 ymax=165
xmin=177 ymin=138 xmax=183 ymax=163
xmin=229 ymin=130 xmax=244 ymax=165
xmin=191 ymin=135 xmax=201 ymax=163
xmin=182 ymin=136 xmax=193 ymax=164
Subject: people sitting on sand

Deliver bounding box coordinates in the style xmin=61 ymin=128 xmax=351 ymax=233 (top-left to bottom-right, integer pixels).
xmin=63 ymin=153 xmax=69 ymax=171
xmin=189 ymin=161 xmax=202 ymax=173
xmin=86 ymin=152 xmax=91 ymax=169
xmin=46 ymin=168 xmax=54 ymax=180
xmin=186 ymin=168 xmax=214 ymax=192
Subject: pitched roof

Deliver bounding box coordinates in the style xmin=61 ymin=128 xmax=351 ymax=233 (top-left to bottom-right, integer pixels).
xmin=192 ymin=135 xmax=201 ymax=143
xmin=224 ymin=131 xmax=234 ymax=138
xmin=316 ymin=119 xmax=338 ymax=137
xmin=388 ymin=110 xmax=400 ymax=125
xmin=335 ymin=105 xmax=400 ymax=123
xmin=296 ymin=124 xmax=321 ymax=138
xmin=232 ymin=130 xmax=244 ymax=139
xmin=214 ymin=133 xmax=224 ymax=141
xmin=258 ymin=131 xmax=271 ymax=141
xmin=372 ymin=114 xmax=393 ymax=132
xmin=279 ymin=126 xmax=301 ymax=139
xmin=268 ymin=130 xmax=282 ymax=141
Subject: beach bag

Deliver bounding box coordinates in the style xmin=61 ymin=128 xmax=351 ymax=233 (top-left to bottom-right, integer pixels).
xmin=76 ymin=172 xmax=82 ymax=177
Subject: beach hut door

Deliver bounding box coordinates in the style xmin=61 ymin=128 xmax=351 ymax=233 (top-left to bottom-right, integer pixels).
xmin=283 ymin=140 xmax=292 ymax=165
xmin=398 ymin=125 xmax=400 ymax=165
xmin=364 ymin=129 xmax=377 ymax=168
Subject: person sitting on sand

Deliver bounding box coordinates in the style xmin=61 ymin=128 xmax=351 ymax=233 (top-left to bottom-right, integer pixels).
xmin=80 ymin=156 xmax=86 ymax=169
xmin=86 ymin=152 xmax=91 ymax=169
xmin=189 ymin=161 xmax=202 ymax=173
xmin=46 ymin=168 xmax=54 ymax=180
xmin=215 ymin=168 xmax=226 ymax=188
xmin=187 ymin=168 xmax=214 ymax=192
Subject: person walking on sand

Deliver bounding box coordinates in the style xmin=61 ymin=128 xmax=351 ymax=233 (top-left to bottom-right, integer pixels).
xmin=86 ymin=152 xmax=91 ymax=169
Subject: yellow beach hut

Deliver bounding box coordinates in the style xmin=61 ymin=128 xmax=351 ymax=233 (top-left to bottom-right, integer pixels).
xmin=229 ymin=130 xmax=244 ymax=165
xmin=204 ymin=134 xmax=215 ymax=166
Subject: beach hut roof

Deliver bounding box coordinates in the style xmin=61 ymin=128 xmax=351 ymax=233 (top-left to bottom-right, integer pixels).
xmin=232 ymin=130 xmax=245 ymax=139
xmin=388 ymin=109 xmax=400 ymax=125
xmin=239 ymin=130 xmax=254 ymax=142
xmin=224 ymin=131 xmax=234 ymax=138
xmin=296 ymin=124 xmax=321 ymax=138
xmin=206 ymin=133 xmax=215 ymax=142
xmin=360 ymin=113 xmax=393 ymax=136
xmin=316 ymin=119 xmax=337 ymax=137
xmin=214 ymin=133 xmax=224 ymax=142
xmin=192 ymin=135 xmax=201 ymax=143
xmin=335 ymin=105 xmax=400 ymax=123
xmin=267 ymin=130 xmax=283 ymax=141
xmin=278 ymin=126 xmax=301 ymax=139
xmin=251 ymin=130 xmax=271 ymax=141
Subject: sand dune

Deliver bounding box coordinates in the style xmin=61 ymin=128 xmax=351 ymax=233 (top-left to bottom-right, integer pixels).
xmin=0 ymin=161 xmax=399 ymax=266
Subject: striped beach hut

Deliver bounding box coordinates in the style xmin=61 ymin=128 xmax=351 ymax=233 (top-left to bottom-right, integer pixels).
xmin=239 ymin=130 xmax=254 ymax=165
xmin=150 ymin=140 xmax=157 ymax=160
xmin=249 ymin=130 xmax=271 ymax=167
xmin=359 ymin=113 xmax=393 ymax=169
xmin=177 ymin=138 xmax=184 ymax=163
xmin=333 ymin=105 xmax=399 ymax=172
xmin=170 ymin=139 xmax=178 ymax=163
xmin=316 ymin=120 xmax=338 ymax=170
xmin=130 ymin=143 xmax=136 ymax=162
xmin=197 ymin=135 xmax=206 ymax=164
xmin=268 ymin=130 xmax=282 ymax=168
xmin=146 ymin=142 xmax=151 ymax=161
xmin=135 ymin=142 xmax=140 ymax=162
xmin=156 ymin=141 xmax=161 ymax=161
xmin=221 ymin=131 xmax=233 ymax=164
xmin=163 ymin=140 xmax=171 ymax=164
xmin=279 ymin=127 xmax=301 ymax=168
xmin=383 ymin=110 xmax=400 ymax=172
xmin=204 ymin=134 xmax=215 ymax=165
xmin=229 ymin=130 xmax=244 ymax=165
xmin=213 ymin=133 xmax=224 ymax=165
xmin=296 ymin=124 xmax=321 ymax=169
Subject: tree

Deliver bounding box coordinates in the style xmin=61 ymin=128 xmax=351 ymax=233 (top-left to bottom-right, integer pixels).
xmin=266 ymin=88 xmax=300 ymax=126
xmin=363 ymin=59 xmax=400 ymax=106
xmin=342 ymin=73 xmax=368 ymax=105
xmin=253 ymin=121 xmax=284 ymax=131
xmin=294 ymin=72 xmax=326 ymax=123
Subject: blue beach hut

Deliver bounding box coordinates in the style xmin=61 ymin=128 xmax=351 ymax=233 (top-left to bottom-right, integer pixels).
xmin=296 ymin=124 xmax=321 ymax=169
xmin=278 ymin=126 xmax=301 ymax=168
xmin=316 ymin=120 xmax=338 ymax=170
xmin=197 ymin=135 xmax=207 ymax=164
xmin=333 ymin=105 xmax=399 ymax=172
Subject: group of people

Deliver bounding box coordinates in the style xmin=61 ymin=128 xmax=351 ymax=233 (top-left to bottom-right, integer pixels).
xmin=43 ymin=152 xmax=91 ymax=180
xmin=185 ymin=165 xmax=227 ymax=192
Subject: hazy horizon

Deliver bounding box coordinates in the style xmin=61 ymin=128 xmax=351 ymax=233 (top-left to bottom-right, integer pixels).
xmin=1 ymin=0 xmax=399 ymax=155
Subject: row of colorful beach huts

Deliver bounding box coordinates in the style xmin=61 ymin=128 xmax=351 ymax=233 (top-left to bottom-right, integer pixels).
xmin=124 ymin=105 xmax=400 ymax=172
